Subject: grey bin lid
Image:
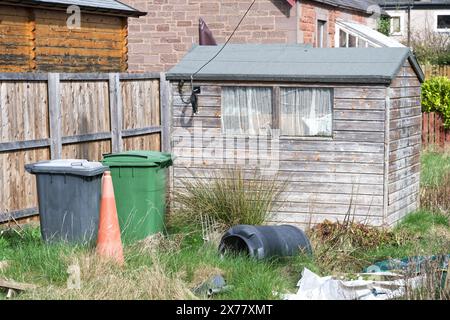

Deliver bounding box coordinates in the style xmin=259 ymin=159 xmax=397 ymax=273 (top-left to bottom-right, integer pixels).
xmin=25 ymin=159 xmax=108 ymax=177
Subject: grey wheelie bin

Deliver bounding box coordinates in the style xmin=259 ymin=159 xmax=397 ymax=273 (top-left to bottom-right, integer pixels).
xmin=25 ymin=159 xmax=107 ymax=244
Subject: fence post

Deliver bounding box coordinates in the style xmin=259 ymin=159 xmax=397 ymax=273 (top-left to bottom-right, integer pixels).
xmin=48 ymin=73 xmax=62 ymax=159
xmin=160 ymin=72 xmax=171 ymax=153
xmin=109 ymin=73 xmax=123 ymax=153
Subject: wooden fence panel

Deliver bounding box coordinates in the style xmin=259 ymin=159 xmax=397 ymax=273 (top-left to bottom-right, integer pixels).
xmin=0 ymin=72 xmax=165 ymax=223
xmin=0 ymin=81 xmax=49 ymax=142
xmin=60 ymin=80 xmax=111 ymax=136
xmin=421 ymin=65 xmax=450 ymax=79
xmin=121 ymin=79 xmax=160 ymax=131
xmin=422 ymin=112 xmax=450 ymax=149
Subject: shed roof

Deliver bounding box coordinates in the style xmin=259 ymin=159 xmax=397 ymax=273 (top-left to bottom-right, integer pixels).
xmin=166 ymin=44 xmax=424 ymax=84
xmin=3 ymin=0 xmax=146 ymax=17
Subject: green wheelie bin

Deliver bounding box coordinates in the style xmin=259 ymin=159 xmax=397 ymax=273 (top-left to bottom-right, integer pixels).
xmin=101 ymin=151 xmax=173 ymax=243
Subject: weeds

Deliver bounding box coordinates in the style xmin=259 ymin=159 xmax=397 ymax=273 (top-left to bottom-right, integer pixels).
xmin=173 ymin=167 xmax=287 ymax=228
xmin=403 ymin=257 xmax=450 ymax=300
xmin=420 ymin=150 xmax=450 ymax=217
xmin=20 ymin=253 xmax=196 ymax=300
xmin=307 ymin=215 xmax=410 ymax=274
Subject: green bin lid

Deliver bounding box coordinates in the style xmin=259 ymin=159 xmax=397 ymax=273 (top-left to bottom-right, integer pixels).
xmin=102 ymin=151 xmax=173 ymax=168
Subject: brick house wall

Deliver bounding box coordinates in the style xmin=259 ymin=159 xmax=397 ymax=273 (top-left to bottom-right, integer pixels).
xmin=123 ymin=0 xmax=374 ymax=72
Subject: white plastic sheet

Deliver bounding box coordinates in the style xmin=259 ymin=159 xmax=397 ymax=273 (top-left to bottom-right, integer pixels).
xmin=283 ymin=268 xmax=424 ymax=300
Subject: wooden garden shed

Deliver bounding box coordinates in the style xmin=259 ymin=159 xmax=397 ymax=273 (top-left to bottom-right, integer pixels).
xmin=166 ymin=44 xmax=425 ymax=227
xmin=0 ymin=0 xmax=145 ymax=72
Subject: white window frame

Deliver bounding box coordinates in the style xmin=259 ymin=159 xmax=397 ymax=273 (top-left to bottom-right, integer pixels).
xmin=335 ymin=26 xmax=373 ymax=48
xmin=390 ymin=14 xmax=403 ymax=36
xmin=435 ymin=10 xmax=450 ymax=33
xmin=279 ymin=87 xmax=334 ymax=138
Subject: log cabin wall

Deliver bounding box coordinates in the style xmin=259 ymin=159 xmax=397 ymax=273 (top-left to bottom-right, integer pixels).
xmin=0 ymin=4 xmax=128 ymax=72
xmin=171 ymin=81 xmax=390 ymax=227
xmin=387 ymin=60 xmax=422 ymax=226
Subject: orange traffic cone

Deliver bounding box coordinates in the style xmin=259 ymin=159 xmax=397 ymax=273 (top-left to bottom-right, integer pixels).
xmin=96 ymin=171 xmax=124 ymax=265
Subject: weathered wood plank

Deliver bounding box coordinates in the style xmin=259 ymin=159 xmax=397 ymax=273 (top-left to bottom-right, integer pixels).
xmin=121 ymin=126 xmax=161 ymax=138
xmin=334 ymin=87 xmax=387 ymax=100
xmin=276 ymin=202 xmax=383 ymax=217
xmin=48 ymin=73 xmax=62 ymax=159
xmin=389 ymin=152 xmax=421 ymax=173
xmin=388 ymin=163 xmax=421 ymax=183
xmin=172 ymin=136 xmax=384 ymax=153
xmin=334 ymin=131 xmax=385 ymax=143
xmin=334 ymin=120 xmax=385 ymax=132
xmin=0 ymin=139 xmax=50 ymax=152
xmin=173 ymin=95 xmax=221 ymax=107
xmin=390 ymin=105 xmax=421 ymax=120
xmin=334 ymin=110 xmax=385 ymax=121
xmin=391 ymin=77 xmax=421 ymax=88
xmin=388 ymin=172 xmax=420 ymax=194
xmin=174 ymin=157 xmax=384 ymax=174
xmin=390 ymin=115 xmax=421 ymax=130
xmin=390 ymin=97 xmax=421 ymax=109
xmin=173 ymin=167 xmax=384 ymax=185
xmin=160 ymin=73 xmax=171 ymax=153
xmin=334 ymin=99 xmax=386 ymax=110
xmin=61 ymin=132 xmax=112 ymax=145
xmin=388 ymin=192 xmax=419 ymax=215
xmin=388 ymin=182 xmax=420 ymax=205
xmin=390 ymin=126 xmax=421 ymax=141
xmin=272 ymin=213 xmax=384 ymax=226
xmin=389 ymin=144 xmax=421 ymax=162
xmin=390 ymin=87 xmax=421 ymax=99
xmin=109 ymin=73 xmax=123 ymax=153
xmin=173 ymin=147 xmax=384 ymax=164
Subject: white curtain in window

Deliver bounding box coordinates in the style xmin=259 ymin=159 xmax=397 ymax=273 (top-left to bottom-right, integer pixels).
xmin=221 ymin=87 xmax=272 ymax=135
xmin=280 ymin=88 xmax=332 ymax=136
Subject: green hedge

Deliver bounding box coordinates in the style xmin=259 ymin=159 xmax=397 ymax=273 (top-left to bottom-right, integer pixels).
xmin=421 ymin=76 xmax=450 ymax=129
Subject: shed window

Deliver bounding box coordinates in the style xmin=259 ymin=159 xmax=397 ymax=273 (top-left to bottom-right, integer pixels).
xmin=221 ymin=87 xmax=273 ymax=135
xmin=280 ymin=88 xmax=332 ymax=136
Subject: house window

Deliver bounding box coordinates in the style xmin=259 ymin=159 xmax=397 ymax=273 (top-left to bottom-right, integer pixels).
xmin=437 ymin=15 xmax=450 ymax=31
xmin=339 ymin=29 xmax=347 ymax=47
xmin=280 ymin=88 xmax=333 ymax=137
xmin=391 ymin=16 xmax=401 ymax=34
xmin=348 ymin=34 xmax=357 ymax=47
xmin=316 ymin=20 xmax=327 ymax=48
xmin=221 ymin=87 xmax=273 ymax=135
xmin=337 ymin=29 xmax=368 ymax=48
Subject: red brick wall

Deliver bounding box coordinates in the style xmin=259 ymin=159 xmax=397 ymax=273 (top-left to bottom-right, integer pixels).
xmin=123 ymin=0 xmax=370 ymax=72
xmin=299 ymin=0 xmax=368 ymax=47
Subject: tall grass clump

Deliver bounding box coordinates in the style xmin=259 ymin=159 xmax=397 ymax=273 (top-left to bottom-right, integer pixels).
xmin=420 ymin=151 xmax=450 ymax=215
xmin=172 ymin=167 xmax=287 ymax=228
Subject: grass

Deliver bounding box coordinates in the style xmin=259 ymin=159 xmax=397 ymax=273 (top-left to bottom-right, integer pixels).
xmin=0 ymin=149 xmax=449 ymax=300
xmin=173 ymin=167 xmax=287 ymax=227
xmin=1 ymin=208 xmax=448 ymax=300
xmin=420 ymin=150 xmax=450 ymax=187
xmin=420 ymin=150 xmax=450 ymax=215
